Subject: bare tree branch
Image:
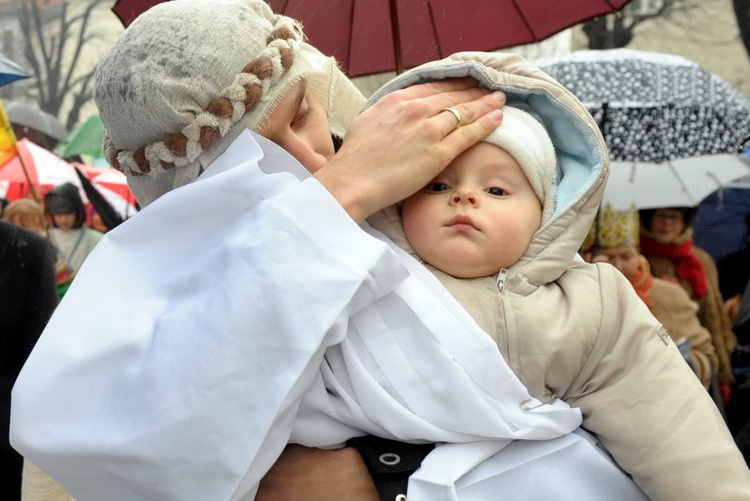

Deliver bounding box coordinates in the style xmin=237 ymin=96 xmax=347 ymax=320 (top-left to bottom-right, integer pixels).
xmin=16 ymin=0 xmax=108 ymax=130
xmin=583 ymin=0 xmax=679 ymax=49
xmin=59 ymin=0 xmax=99 ymax=106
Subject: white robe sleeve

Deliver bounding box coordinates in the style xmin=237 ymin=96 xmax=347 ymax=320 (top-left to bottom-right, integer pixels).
xmin=10 ymin=133 xmax=408 ymax=501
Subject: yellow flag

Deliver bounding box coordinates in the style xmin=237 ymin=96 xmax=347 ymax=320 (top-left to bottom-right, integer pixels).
xmin=0 ymin=98 xmax=18 ymax=166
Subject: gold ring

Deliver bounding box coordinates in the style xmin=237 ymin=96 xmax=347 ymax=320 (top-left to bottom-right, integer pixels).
xmin=442 ymin=107 xmax=462 ymax=130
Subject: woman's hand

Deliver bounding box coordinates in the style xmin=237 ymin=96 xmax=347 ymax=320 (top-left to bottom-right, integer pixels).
xmin=255 ymin=445 xmax=378 ymax=501
xmin=314 ymin=79 xmax=505 ymax=222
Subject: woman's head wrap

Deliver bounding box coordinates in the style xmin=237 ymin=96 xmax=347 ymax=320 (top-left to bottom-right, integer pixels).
xmin=95 ymin=0 xmax=364 ymax=207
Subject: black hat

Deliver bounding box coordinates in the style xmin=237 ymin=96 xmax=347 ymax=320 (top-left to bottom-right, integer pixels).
xmin=45 ymin=183 xmax=86 ymax=227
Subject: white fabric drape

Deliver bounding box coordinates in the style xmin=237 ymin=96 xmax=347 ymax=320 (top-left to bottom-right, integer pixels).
xmin=12 ymin=132 xmax=644 ymax=500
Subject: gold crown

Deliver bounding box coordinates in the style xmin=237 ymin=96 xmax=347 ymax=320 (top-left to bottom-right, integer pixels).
xmin=582 ymin=203 xmax=640 ymax=250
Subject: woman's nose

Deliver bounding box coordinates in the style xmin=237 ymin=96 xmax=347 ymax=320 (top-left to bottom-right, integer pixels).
xmin=285 ymin=137 xmax=328 ymax=174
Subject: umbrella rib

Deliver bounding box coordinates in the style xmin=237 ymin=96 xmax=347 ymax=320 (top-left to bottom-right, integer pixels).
xmin=389 ymin=0 xmax=404 ymax=74
xmin=425 ymin=0 xmax=443 ymax=59
xmin=666 ymin=159 xmax=697 ymax=206
xmin=511 ymin=0 xmax=537 ymax=39
xmin=348 ymin=0 xmax=356 ymax=74
xmin=705 ymin=172 xmax=727 ymax=195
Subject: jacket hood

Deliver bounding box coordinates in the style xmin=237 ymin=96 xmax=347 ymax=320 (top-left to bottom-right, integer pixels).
xmin=365 ymin=52 xmax=609 ymax=288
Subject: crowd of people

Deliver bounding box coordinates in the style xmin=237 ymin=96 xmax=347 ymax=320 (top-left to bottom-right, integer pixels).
xmin=0 ymin=184 xmax=107 ymax=498
xmin=2 ymin=0 xmax=749 ymax=499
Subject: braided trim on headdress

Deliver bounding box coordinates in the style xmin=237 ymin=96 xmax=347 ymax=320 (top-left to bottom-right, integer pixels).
xmin=103 ymin=15 xmax=304 ymax=177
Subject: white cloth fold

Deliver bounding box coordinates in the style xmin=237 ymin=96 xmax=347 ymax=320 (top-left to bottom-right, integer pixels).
xmin=410 ymin=429 xmax=647 ymax=500
xmin=12 ymin=132 xmax=643 ymax=500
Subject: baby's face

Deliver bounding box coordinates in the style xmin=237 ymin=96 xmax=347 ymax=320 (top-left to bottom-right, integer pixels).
xmin=401 ymin=142 xmax=542 ymax=278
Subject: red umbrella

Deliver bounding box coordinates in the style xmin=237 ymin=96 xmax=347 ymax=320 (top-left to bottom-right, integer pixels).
xmin=112 ymin=0 xmax=633 ymax=76
xmin=111 ymin=0 xmax=166 ymax=27
xmin=77 ymin=163 xmax=137 ymax=205
xmin=0 ymin=139 xmax=137 ymax=219
xmin=0 ymin=138 xmax=78 ymax=201
xmin=269 ymin=0 xmax=634 ymax=76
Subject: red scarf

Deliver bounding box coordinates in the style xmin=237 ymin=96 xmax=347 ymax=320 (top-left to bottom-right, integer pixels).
xmin=639 ymin=233 xmax=708 ymax=300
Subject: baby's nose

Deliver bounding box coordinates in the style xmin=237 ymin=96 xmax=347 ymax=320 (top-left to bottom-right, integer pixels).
xmin=451 ymin=186 xmax=478 ymax=205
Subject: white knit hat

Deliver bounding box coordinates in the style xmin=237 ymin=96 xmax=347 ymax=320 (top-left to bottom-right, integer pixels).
xmin=94 ymin=0 xmax=365 ymax=207
xmin=482 ymin=105 xmax=557 ymax=222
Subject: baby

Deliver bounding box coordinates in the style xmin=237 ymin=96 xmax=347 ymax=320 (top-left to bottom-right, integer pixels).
xmin=365 ymin=53 xmax=750 ymax=499
xmin=401 ymin=105 xmax=554 ymax=281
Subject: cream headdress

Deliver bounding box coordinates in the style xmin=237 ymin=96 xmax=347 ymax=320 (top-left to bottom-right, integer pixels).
xmin=94 ymin=0 xmax=365 ymax=207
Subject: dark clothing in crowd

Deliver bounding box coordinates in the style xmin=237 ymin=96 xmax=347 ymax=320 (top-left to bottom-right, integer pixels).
xmin=0 ymin=221 xmax=58 ymax=500
xmin=718 ymin=246 xmax=750 ymax=315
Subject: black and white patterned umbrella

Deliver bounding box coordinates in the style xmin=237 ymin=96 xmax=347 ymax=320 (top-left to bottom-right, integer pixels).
xmin=535 ymin=49 xmax=750 ymax=163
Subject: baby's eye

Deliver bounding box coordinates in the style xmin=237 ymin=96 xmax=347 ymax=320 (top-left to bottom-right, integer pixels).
xmin=425 ymin=182 xmax=450 ymax=193
xmin=486 ymin=187 xmax=506 ymax=196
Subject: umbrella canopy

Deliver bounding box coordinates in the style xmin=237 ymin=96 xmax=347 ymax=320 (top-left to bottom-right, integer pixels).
xmin=76 ymin=162 xmax=138 ymax=213
xmin=54 ymin=114 xmax=104 ymax=159
xmin=4 ymin=100 xmax=68 ymax=150
xmin=267 ymin=0 xmax=633 ymax=76
xmin=74 ymin=163 xmax=137 ymax=219
xmin=0 ymin=138 xmax=78 ymax=200
xmin=92 ymin=181 xmax=137 ymax=219
xmin=0 ymin=52 xmax=30 ymax=87
xmin=74 ymin=166 xmax=125 ymax=230
xmin=602 ymin=155 xmax=750 ymax=211
xmin=535 ymin=49 xmax=750 ymax=163
xmin=112 ymin=0 xmax=163 ymax=26
xmin=0 ymin=139 xmax=136 ymax=219
xmin=694 ymin=181 xmax=750 ymax=262
xmin=112 ymin=0 xmax=633 ymax=77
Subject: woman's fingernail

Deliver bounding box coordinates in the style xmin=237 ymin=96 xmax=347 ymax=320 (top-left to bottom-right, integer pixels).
xmin=489 ymin=109 xmax=503 ymax=121
xmin=491 ymin=91 xmax=505 ymax=103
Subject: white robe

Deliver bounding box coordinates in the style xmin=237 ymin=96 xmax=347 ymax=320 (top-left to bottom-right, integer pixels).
xmin=11 ymin=132 xmax=645 ymax=500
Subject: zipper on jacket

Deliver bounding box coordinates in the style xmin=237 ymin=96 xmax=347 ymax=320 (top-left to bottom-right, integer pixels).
xmin=496 ymin=268 xmax=509 ymax=292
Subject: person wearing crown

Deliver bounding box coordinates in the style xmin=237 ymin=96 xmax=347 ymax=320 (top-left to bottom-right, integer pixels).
xmin=583 ymin=203 xmax=718 ymax=389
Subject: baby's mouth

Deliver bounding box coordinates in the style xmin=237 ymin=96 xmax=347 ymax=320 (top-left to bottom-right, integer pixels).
xmin=446 ymin=215 xmax=478 ymax=231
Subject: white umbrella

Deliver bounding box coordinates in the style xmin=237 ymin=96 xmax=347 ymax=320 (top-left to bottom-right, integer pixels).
xmin=603 ymin=154 xmax=750 ymax=210
xmin=4 ymin=100 xmax=67 ymax=140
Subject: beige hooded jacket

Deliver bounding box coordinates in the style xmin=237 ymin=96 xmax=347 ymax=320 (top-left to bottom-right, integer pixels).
xmin=367 ymin=52 xmax=750 ymax=500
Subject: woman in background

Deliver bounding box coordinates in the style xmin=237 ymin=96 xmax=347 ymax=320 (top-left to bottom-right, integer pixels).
xmin=639 ymin=207 xmax=737 ymax=403
xmin=3 ymin=198 xmax=75 ymax=298
xmin=43 ymin=183 xmax=103 ymax=275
